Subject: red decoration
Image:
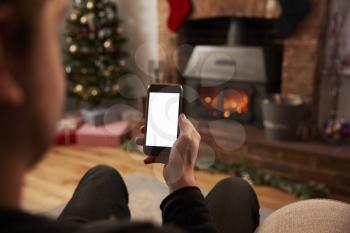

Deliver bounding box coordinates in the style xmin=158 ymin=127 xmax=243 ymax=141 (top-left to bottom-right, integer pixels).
xmin=167 ymin=0 xmax=192 ymax=32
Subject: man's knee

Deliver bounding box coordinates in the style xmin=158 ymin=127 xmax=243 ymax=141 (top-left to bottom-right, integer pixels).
xmin=215 ymin=177 xmax=254 ymax=195
xmin=85 ymin=165 xmax=123 ymax=181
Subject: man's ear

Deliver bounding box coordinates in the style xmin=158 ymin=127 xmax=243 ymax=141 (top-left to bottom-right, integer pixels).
xmin=0 ymin=5 xmax=23 ymax=108
xmin=0 ymin=67 xmax=24 ymax=107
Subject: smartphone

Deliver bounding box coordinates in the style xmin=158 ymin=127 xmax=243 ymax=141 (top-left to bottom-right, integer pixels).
xmin=144 ymin=84 xmax=183 ymax=156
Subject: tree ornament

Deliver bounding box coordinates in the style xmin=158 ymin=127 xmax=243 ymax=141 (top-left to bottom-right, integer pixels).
xmin=103 ymin=39 xmax=112 ymax=49
xmin=106 ymin=11 xmax=115 ymax=20
xmin=86 ymin=1 xmax=94 ymax=10
xmin=103 ymin=66 xmax=114 ymax=77
xmin=80 ymin=16 xmax=88 ymax=24
xmin=103 ymin=69 xmax=111 ymax=77
xmin=81 ymin=46 xmax=89 ymax=53
xmin=89 ymin=33 xmax=96 ymax=40
xmin=70 ymin=13 xmax=78 ymax=21
xmin=117 ymin=26 xmax=124 ymax=34
xmin=66 ymin=37 xmax=73 ymax=43
xmin=69 ymin=44 xmax=78 ymax=53
xmin=112 ymin=84 xmax=120 ymax=93
xmin=81 ymin=68 xmax=88 ymax=74
xmin=73 ymin=84 xmax=84 ymax=94
xmin=98 ymin=31 xmax=105 ymax=39
xmin=89 ymin=87 xmax=99 ymax=97
xmin=74 ymin=0 xmax=82 ymax=6
xmin=65 ymin=66 xmax=72 ymax=74
xmin=99 ymin=11 xmax=106 ymax=18
xmin=104 ymin=85 xmax=111 ymax=92
xmin=85 ymin=13 xmax=95 ymax=29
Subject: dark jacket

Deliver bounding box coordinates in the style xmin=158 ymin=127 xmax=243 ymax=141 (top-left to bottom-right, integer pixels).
xmin=0 ymin=187 xmax=217 ymax=233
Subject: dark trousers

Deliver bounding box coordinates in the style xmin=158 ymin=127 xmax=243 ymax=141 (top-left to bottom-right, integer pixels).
xmin=57 ymin=165 xmax=260 ymax=233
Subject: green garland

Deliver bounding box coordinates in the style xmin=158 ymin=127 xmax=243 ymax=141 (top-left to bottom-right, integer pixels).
xmin=205 ymin=156 xmax=329 ymax=199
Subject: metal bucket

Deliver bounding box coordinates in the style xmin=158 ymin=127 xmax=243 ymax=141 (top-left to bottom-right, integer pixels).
xmin=262 ymin=94 xmax=305 ymax=141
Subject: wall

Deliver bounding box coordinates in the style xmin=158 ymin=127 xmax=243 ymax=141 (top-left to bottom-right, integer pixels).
xmin=116 ymin=0 xmax=158 ymax=94
xmin=338 ymin=79 xmax=350 ymax=119
xmin=337 ymin=3 xmax=350 ymax=119
xmin=281 ymin=0 xmax=327 ymax=100
xmin=319 ymin=0 xmax=350 ymax=123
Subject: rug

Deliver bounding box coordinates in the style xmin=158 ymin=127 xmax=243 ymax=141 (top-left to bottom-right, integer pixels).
xmin=42 ymin=173 xmax=274 ymax=224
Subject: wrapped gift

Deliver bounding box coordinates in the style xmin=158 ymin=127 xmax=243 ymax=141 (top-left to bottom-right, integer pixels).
xmin=81 ymin=108 xmax=122 ymax=126
xmin=55 ymin=115 xmax=83 ymax=145
xmin=77 ymin=121 xmax=130 ymax=147
xmin=56 ymin=130 xmax=77 ymax=145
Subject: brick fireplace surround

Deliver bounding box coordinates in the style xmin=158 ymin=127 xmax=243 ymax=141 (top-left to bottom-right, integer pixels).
xmin=157 ymin=0 xmax=350 ymax=201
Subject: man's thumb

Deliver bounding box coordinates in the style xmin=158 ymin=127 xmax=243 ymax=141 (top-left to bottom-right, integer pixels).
xmin=179 ymin=114 xmax=189 ymax=133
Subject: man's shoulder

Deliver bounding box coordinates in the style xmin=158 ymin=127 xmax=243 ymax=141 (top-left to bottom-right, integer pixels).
xmin=76 ymin=221 xmax=181 ymax=233
xmin=0 ymin=210 xmax=74 ymax=233
xmin=0 ymin=210 xmax=182 ymax=233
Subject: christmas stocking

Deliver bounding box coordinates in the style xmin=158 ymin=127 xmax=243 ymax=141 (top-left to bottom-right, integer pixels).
xmin=276 ymin=0 xmax=310 ymax=38
xmin=167 ymin=0 xmax=192 ymax=32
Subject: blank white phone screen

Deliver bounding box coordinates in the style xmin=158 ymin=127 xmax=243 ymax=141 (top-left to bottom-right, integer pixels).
xmin=146 ymin=92 xmax=180 ymax=147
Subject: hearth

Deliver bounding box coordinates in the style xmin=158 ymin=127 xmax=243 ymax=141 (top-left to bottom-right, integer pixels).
xmin=183 ymin=45 xmax=282 ymax=125
xmin=177 ymin=17 xmax=283 ymax=125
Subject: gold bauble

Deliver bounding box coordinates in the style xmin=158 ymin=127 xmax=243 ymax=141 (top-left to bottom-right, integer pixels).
xmin=103 ymin=40 xmax=112 ymax=49
xmin=66 ymin=37 xmax=73 ymax=43
xmin=86 ymin=1 xmax=94 ymax=9
xmin=80 ymin=16 xmax=88 ymax=24
xmin=107 ymin=65 xmax=114 ymax=72
xmin=112 ymin=84 xmax=120 ymax=93
xmin=117 ymin=27 xmax=124 ymax=34
xmin=90 ymin=88 xmax=99 ymax=97
xmin=65 ymin=66 xmax=72 ymax=74
xmin=70 ymin=13 xmax=78 ymax=21
xmin=103 ymin=69 xmax=112 ymax=77
xmin=103 ymin=66 xmax=114 ymax=77
xmin=73 ymin=84 xmax=84 ymax=93
xmin=69 ymin=44 xmax=78 ymax=53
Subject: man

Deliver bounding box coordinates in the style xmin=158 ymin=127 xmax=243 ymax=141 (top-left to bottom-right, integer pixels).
xmin=0 ymin=0 xmax=260 ymax=233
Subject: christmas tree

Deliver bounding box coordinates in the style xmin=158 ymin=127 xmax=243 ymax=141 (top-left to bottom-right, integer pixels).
xmin=64 ymin=0 xmax=128 ymax=107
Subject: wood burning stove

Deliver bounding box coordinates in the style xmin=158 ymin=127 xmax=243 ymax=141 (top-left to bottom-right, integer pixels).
xmin=182 ymin=46 xmax=282 ymax=125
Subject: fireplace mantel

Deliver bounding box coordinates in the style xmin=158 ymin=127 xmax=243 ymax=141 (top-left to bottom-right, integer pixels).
xmin=189 ymin=0 xmax=281 ymax=20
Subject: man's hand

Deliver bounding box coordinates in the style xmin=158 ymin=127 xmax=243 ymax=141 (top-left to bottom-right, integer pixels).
xmin=135 ymin=114 xmax=201 ymax=192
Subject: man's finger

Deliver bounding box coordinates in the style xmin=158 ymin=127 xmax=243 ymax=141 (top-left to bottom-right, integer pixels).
xmin=144 ymin=154 xmax=169 ymax=165
xmin=135 ymin=137 xmax=145 ymax=145
xmin=144 ymin=156 xmax=156 ymax=164
xmin=179 ymin=114 xmax=191 ymax=135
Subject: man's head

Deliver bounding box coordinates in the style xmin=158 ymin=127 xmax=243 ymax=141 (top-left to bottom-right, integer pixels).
xmin=0 ymin=0 xmax=68 ymax=167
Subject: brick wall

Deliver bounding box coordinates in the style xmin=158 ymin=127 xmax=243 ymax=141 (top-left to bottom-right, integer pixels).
xmin=198 ymin=121 xmax=350 ymax=202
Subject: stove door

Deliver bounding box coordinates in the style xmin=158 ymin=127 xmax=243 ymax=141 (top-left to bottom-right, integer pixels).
xmin=184 ymin=80 xmax=255 ymax=122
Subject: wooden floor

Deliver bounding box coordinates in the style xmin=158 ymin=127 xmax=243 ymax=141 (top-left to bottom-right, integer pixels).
xmin=22 ymin=146 xmax=298 ymax=213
